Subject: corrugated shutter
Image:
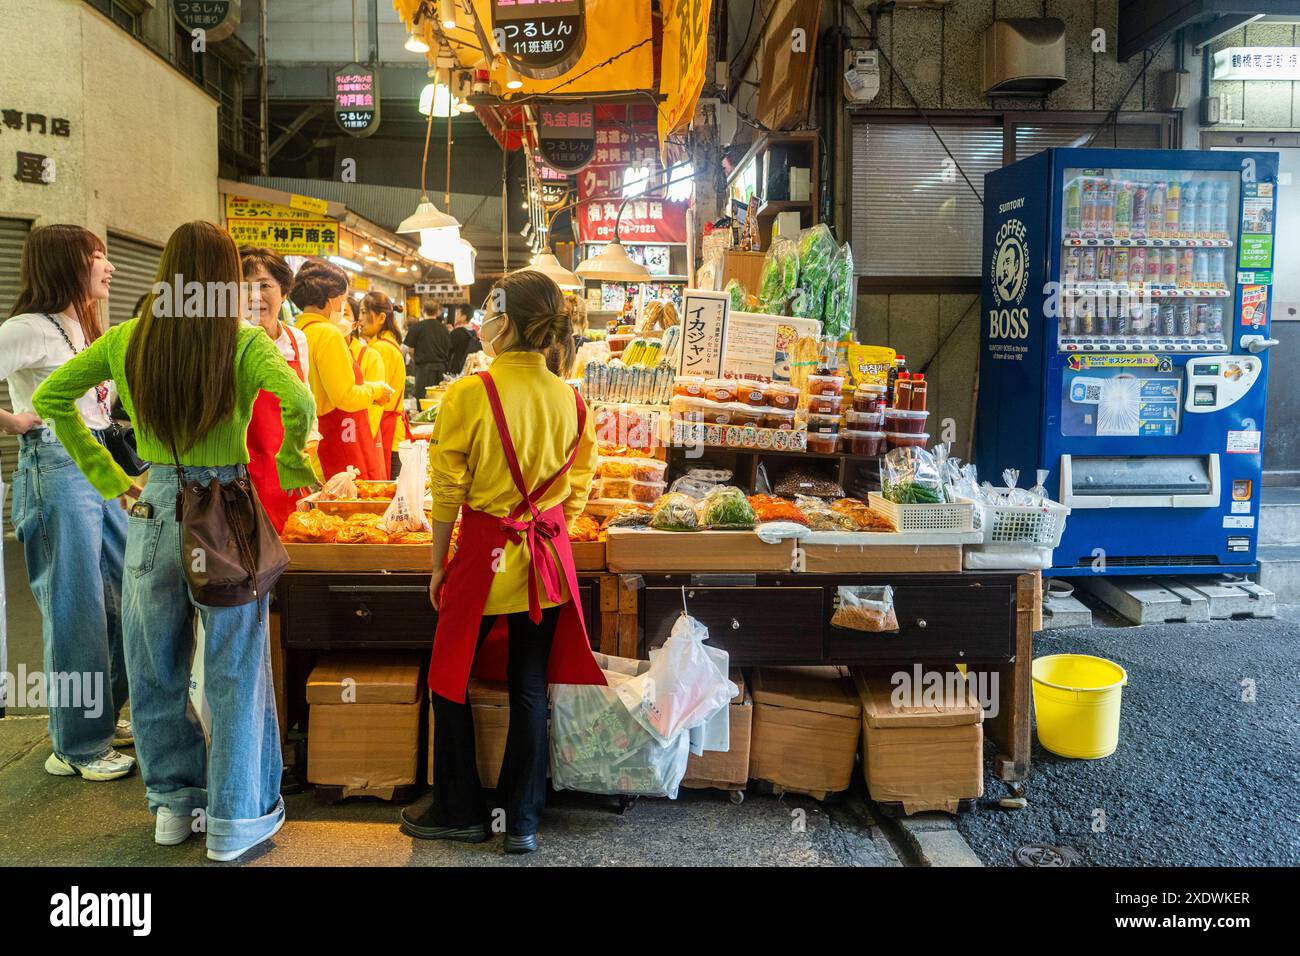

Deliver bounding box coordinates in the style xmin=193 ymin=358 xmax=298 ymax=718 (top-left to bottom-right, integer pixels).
xmin=1 ymin=217 xmax=32 ymax=532
xmin=852 ymin=123 xmax=1003 ymax=277
xmin=106 ymin=233 xmax=163 ymax=327
xmin=1014 ymin=123 xmax=1162 ymax=160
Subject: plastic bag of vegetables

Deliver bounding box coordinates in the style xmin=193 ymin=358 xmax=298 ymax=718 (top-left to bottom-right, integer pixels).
xmin=791 ymin=224 xmax=838 ymax=320
xmin=725 ymin=278 xmax=749 ymax=312
xmin=821 ymin=241 xmax=856 ymax=340
xmin=880 ymin=447 xmax=948 ymax=505
xmin=695 ymin=486 xmax=756 ymax=530
xmin=757 ymin=237 xmax=799 ymax=315
xmin=649 ymin=492 xmax=700 ymax=531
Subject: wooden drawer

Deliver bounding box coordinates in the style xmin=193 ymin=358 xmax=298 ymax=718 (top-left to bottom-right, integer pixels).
xmin=283 ymin=581 xmax=436 ymax=649
xmin=824 ymin=578 xmax=1015 ymax=664
xmin=280 ymin=575 xmax=601 ymax=651
xmin=644 ymin=585 xmax=824 ymax=664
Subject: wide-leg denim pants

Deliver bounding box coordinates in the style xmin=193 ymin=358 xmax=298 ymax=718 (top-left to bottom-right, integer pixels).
xmin=123 ymin=464 xmax=283 ymax=854
xmin=10 ymin=428 xmax=128 ymax=761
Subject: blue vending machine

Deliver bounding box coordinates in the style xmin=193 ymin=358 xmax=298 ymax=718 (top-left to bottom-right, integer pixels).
xmin=976 ymin=147 xmax=1279 ymax=576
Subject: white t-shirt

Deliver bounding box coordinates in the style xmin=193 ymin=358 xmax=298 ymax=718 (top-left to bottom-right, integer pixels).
xmin=0 ymin=312 xmax=114 ymax=435
xmin=274 ymin=323 xmax=310 ymax=381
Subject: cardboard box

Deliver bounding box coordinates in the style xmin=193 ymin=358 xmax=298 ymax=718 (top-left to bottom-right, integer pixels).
xmin=749 ymin=666 xmax=862 ymax=797
xmin=853 ymin=668 xmax=984 ymax=814
xmin=427 ymin=679 xmax=511 ymax=788
xmin=605 ymin=529 xmax=796 ymax=573
xmin=682 ymin=670 xmax=752 ymax=790
xmin=307 ymin=654 xmax=423 ymax=791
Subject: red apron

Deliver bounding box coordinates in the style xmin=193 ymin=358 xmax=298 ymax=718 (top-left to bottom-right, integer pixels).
xmin=246 ymin=327 xmax=307 ymax=533
xmin=354 ymin=343 xmax=388 ymax=480
xmin=316 ymin=341 xmax=382 ymax=481
xmin=427 ymin=371 xmax=606 ymax=704
xmin=377 ymin=409 xmax=404 ymax=480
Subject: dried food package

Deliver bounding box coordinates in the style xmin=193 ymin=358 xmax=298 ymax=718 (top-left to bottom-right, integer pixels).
xmin=650 ymin=492 xmax=700 ymax=531
xmin=696 ymin=486 xmax=756 ymax=530
xmin=601 ymin=504 xmax=654 ymax=529
xmin=822 ymin=241 xmax=856 ymax=340
xmin=757 ymin=236 xmax=800 ymax=315
xmin=773 ymin=466 xmax=844 ymax=500
xmin=335 ymin=523 xmax=389 ymax=544
xmin=281 ymin=509 xmax=344 ymax=543
xmin=830 ymin=585 xmax=899 ymax=633
xmin=829 ymin=498 xmax=895 ymax=532
xmin=746 ymin=494 xmax=809 ymax=526
xmin=318 ymin=466 xmax=361 ymax=501
xmin=568 ymin=514 xmax=603 ymax=542
xmin=794 ymin=495 xmax=858 ymax=531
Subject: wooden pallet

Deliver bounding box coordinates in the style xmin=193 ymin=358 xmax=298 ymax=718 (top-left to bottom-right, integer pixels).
xmin=1169 ymin=577 xmax=1277 ymax=620
xmin=1075 ymin=576 xmax=1211 ymax=625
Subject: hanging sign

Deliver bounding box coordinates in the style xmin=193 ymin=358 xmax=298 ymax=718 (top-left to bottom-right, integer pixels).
xmin=491 ymin=0 xmax=587 ymax=81
xmin=536 ymin=103 xmax=596 ymax=173
xmin=659 ymin=0 xmax=713 ymax=144
xmin=577 ymin=163 xmax=688 ymax=244
xmin=333 ymin=64 xmax=381 ymax=138
xmin=1213 ymin=48 xmax=1300 ymax=81
xmin=173 ymin=0 xmax=240 ymax=42
xmin=225 ymin=219 xmax=339 ymax=257
xmin=415 ymin=283 xmax=471 ymax=304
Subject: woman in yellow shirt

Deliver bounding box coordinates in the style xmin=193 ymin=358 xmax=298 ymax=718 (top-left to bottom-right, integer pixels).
xmin=358 ymin=292 xmax=408 ymax=479
xmin=402 ymin=270 xmax=602 ymax=854
xmin=345 ymin=296 xmax=387 ymax=479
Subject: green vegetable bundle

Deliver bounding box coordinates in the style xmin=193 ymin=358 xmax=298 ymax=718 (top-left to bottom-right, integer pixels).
xmin=725 ymin=278 xmax=749 ymax=312
xmin=880 ymin=447 xmax=948 ymax=504
xmin=822 ymin=242 xmax=856 ymax=340
xmin=758 ymin=237 xmax=799 ymax=315
xmin=696 ymin=486 xmax=756 ymax=530
xmin=791 ymin=224 xmax=838 ymax=321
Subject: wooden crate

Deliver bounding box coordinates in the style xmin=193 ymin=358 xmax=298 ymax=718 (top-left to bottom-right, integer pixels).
xmin=285 ymin=540 xmax=605 ymax=573
xmin=605 ymin=529 xmax=796 ymax=573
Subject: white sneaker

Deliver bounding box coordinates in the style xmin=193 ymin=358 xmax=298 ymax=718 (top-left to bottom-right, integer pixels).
xmin=44 ymin=749 xmax=135 ymax=782
xmin=112 ymin=719 xmax=134 ymax=747
xmin=155 ymin=806 xmax=194 ymax=846
xmin=207 ymin=814 xmax=285 ymax=863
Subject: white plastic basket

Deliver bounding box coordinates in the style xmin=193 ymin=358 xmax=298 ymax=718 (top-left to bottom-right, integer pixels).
xmin=972 ymin=491 xmax=1071 ymax=547
xmin=868 ymin=492 xmax=977 ymax=534
xmin=963 ymin=491 xmax=1071 ymax=570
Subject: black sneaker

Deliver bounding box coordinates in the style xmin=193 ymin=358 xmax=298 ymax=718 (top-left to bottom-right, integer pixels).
xmin=399 ymin=805 xmax=489 ymax=843
xmin=504 ymin=833 xmax=538 ymax=854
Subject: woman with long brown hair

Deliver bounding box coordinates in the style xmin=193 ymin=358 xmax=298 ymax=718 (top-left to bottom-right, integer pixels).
xmin=401 ymin=270 xmax=602 ymax=854
xmin=357 ymin=291 xmax=408 ymax=478
xmin=34 ymin=221 xmax=316 ymax=862
xmin=0 ymin=224 xmax=134 ymax=782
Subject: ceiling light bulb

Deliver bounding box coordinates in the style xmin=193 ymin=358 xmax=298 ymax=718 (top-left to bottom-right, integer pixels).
xmin=438 ymin=0 xmax=458 ymax=30
xmin=404 ymin=33 xmax=430 ymax=54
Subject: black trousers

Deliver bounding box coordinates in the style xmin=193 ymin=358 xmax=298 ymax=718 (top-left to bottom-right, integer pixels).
xmin=414 ymin=362 xmax=447 ymax=395
xmin=430 ymin=606 xmax=559 ymax=835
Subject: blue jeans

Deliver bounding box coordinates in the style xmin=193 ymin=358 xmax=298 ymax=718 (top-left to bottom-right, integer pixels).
xmin=123 ymin=464 xmax=283 ymax=854
xmin=11 ymin=428 xmax=128 ymax=761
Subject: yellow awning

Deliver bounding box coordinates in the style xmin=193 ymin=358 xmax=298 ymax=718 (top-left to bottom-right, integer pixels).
xmin=660 ymin=0 xmax=714 ymax=143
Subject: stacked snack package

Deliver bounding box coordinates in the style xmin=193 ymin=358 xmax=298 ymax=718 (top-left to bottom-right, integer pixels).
xmin=757 ymin=236 xmax=800 ymax=314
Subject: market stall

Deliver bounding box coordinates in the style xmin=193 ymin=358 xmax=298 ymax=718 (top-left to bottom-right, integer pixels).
xmin=274 ymin=230 xmax=1065 ymax=803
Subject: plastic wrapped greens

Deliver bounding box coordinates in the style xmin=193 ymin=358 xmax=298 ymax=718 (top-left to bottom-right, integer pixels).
xmin=792 ymin=224 xmax=838 ymax=320
xmin=650 ymin=492 xmax=700 ymax=531
xmin=758 ymin=236 xmax=799 ymax=315
xmin=725 ymin=278 xmax=749 ymax=312
xmin=880 ymin=447 xmax=947 ymax=504
xmin=821 ymin=241 xmax=856 ymax=340
xmin=696 ymin=486 xmax=756 ymax=530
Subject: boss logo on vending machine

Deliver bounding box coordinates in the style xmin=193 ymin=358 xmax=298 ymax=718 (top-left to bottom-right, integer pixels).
xmin=989 ymin=217 xmax=1030 ymax=339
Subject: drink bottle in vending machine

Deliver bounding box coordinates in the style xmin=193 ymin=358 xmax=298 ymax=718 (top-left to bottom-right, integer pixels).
xmin=1129 ymin=247 xmax=1146 ymax=285
xmin=1145 ymin=248 xmax=1161 ymax=285
xmin=1064 ymin=246 xmax=1081 ymax=282
xmin=1081 ymin=247 xmax=1097 ymax=282
xmin=1180 ymin=249 xmax=1197 ymax=288
xmin=1211 ymin=181 xmax=1229 ymax=239
xmin=1180 ymin=181 xmax=1198 ymax=238
xmin=1081 ymin=177 xmax=1099 ymax=238
xmin=1194 ymin=182 xmax=1211 ymax=239
xmin=1161 ymin=248 xmax=1178 ymax=287
xmin=1064 ymin=178 xmax=1082 ymax=238
xmin=1147 ymin=182 xmax=1166 ymax=239
xmin=1097 ymin=178 xmax=1116 ymax=238
xmin=1113 ymin=248 xmax=1129 ymax=285
xmin=1165 ymin=180 xmax=1181 ymax=236
xmin=1132 ymin=183 xmax=1149 ymax=239
xmin=1115 ymin=181 xmax=1133 ymax=238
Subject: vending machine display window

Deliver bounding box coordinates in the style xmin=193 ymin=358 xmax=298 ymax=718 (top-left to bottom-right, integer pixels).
xmin=1058 ymin=168 xmax=1239 ymax=356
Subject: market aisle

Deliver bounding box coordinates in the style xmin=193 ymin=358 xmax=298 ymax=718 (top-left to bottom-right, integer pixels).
xmin=960 ymin=606 xmax=1300 ymax=867
xmin=0 ymin=727 xmax=904 ymax=866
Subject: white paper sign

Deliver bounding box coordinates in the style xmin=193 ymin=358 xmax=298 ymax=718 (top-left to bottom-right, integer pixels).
xmin=1227 ymin=429 xmax=1262 ymax=454
xmin=1223 ymin=515 xmax=1256 ymax=529
xmin=1231 ymin=500 xmax=1252 ymax=514
xmin=679 ymin=289 xmax=729 ymax=378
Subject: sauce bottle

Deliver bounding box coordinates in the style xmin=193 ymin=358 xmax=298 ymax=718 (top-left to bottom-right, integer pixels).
xmin=910 ymin=373 xmax=928 ymax=412
xmin=886 ymin=354 xmax=907 ymax=406
xmin=895 ymin=372 xmax=913 ymax=411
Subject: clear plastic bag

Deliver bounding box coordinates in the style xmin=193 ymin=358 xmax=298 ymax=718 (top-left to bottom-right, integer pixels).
xmin=613 ymin=615 xmax=739 ymax=745
xmin=830 ymin=585 xmax=899 ymax=632
xmin=381 ymin=441 xmax=431 ymax=533
xmin=880 ymin=447 xmax=946 ymax=504
xmin=318 ymin=466 xmax=360 ymax=501
xmin=725 ymin=278 xmax=749 ymax=312
xmin=650 ymin=492 xmax=700 ymax=531
xmin=758 ymin=236 xmax=799 ymax=315
xmin=792 ymin=224 xmax=838 ymax=320
xmin=549 ymin=655 xmax=691 ymax=799
xmin=821 ymin=241 xmax=856 ymax=340
xmin=794 ymin=494 xmax=858 ymax=531
xmin=696 ymin=486 xmax=756 ymax=530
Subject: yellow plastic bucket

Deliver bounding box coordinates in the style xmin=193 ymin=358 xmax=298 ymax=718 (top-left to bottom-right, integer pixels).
xmin=1031 ymin=654 xmax=1128 ymax=759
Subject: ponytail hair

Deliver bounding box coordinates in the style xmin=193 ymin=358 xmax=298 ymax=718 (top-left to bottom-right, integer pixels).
xmin=490 ymin=269 xmax=571 ymax=353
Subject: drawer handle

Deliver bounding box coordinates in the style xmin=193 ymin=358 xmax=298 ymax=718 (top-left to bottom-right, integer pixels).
xmin=916 ymin=618 xmax=927 ymax=628
xmin=355 ymin=604 xmax=372 ymax=623
xmin=731 ymin=618 xmax=740 ymax=630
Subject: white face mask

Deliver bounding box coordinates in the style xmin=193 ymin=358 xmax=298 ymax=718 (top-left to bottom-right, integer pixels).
xmin=481 ymin=315 xmax=510 ymax=358
xmin=330 ymin=310 xmax=353 ymax=336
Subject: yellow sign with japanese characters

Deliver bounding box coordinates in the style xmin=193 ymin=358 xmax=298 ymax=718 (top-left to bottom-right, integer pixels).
xmin=224 ymin=195 xmax=340 ymax=255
